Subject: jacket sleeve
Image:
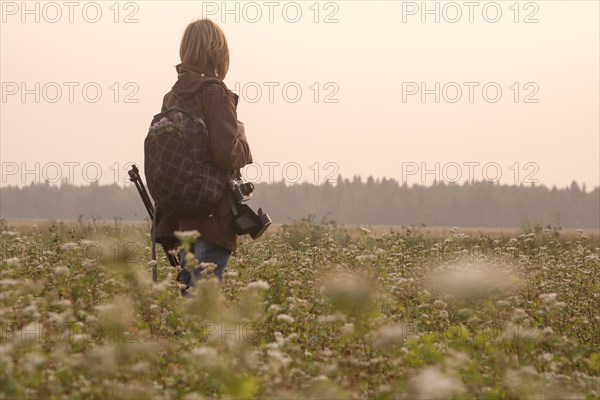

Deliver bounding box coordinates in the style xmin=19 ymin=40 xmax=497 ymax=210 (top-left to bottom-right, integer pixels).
xmin=200 ymin=83 xmax=253 ymax=172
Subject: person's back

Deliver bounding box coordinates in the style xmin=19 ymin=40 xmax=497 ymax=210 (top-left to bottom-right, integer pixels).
xmin=153 ymin=19 xmax=253 ymax=283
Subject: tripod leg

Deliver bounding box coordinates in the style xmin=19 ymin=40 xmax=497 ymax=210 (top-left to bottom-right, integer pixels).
xmin=128 ymin=164 xmax=179 ymax=269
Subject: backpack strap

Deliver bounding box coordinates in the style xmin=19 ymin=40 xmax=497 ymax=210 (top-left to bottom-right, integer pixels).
xmin=228 ymin=189 xmax=239 ymax=217
xmin=176 ymin=80 xmax=230 ymax=159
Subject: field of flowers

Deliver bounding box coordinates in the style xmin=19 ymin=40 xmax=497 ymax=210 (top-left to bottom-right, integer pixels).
xmin=0 ymin=218 xmax=599 ymax=399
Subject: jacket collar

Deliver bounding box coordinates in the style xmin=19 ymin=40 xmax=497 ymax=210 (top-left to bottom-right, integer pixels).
xmin=171 ymin=63 xmax=223 ymax=98
xmin=175 ymin=63 xmax=218 ymax=78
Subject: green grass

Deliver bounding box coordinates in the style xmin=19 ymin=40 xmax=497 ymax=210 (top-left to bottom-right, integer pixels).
xmin=0 ymin=218 xmax=599 ymax=399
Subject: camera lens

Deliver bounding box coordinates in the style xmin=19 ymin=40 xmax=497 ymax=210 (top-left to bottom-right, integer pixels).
xmin=241 ymin=182 xmax=255 ymax=195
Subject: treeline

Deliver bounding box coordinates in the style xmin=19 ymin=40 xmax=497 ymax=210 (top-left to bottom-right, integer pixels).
xmin=0 ymin=177 xmax=598 ymax=229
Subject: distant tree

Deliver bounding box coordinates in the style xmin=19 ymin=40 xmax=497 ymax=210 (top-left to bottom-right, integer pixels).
xmin=570 ymin=180 xmax=580 ymax=192
xmin=1 ymin=179 xmax=598 ymax=228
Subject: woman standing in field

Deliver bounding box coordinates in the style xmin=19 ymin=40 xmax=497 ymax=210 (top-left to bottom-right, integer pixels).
xmin=154 ymin=19 xmax=253 ymax=283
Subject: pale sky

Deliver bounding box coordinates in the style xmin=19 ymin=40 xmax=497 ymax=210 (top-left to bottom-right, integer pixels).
xmin=1 ymin=1 xmax=599 ymax=189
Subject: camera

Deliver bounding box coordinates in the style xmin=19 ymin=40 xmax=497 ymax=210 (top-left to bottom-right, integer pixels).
xmin=233 ymin=204 xmax=272 ymax=239
xmin=230 ymin=178 xmax=255 ymax=202
xmin=228 ymin=178 xmax=271 ymax=239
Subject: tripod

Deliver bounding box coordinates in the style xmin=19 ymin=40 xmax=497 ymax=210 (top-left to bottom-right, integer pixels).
xmin=128 ymin=164 xmax=179 ymax=274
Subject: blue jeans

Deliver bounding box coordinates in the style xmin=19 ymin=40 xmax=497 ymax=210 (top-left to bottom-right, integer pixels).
xmin=178 ymin=240 xmax=231 ymax=284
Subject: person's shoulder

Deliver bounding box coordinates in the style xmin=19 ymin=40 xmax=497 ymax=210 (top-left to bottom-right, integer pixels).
xmin=162 ymin=91 xmax=174 ymax=103
xmin=161 ymin=91 xmax=176 ymax=111
xmin=199 ymin=79 xmax=239 ymax=107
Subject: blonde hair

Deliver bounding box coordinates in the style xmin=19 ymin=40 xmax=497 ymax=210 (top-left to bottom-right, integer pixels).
xmin=180 ymin=19 xmax=230 ymax=79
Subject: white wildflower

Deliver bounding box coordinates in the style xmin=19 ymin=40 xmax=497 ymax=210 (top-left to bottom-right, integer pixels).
xmin=52 ymin=299 xmax=71 ymax=308
xmin=276 ymin=314 xmax=295 ymax=323
xmin=429 ymin=262 xmax=519 ymax=301
xmin=444 ymin=349 xmax=471 ymax=370
xmin=268 ymin=304 xmax=283 ymax=313
xmin=1 ymin=231 xmax=18 ymax=237
xmin=60 ymin=242 xmax=78 ymax=250
xmin=267 ymin=349 xmax=292 ymax=367
xmin=22 ymin=305 xmax=37 ymax=315
xmin=372 ymin=323 xmax=408 ymax=349
xmin=318 ymin=314 xmax=345 ymax=323
xmin=341 ymin=323 xmax=354 ymax=336
xmin=555 ymin=301 xmax=566 ymax=309
xmin=174 ymin=230 xmax=200 ymax=242
xmin=22 ymin=352 xmax=46 ymax=372
xmin=273 ymin=331 xmax=285 ymax=345
xmin=359 ymin=227 xmax=372 ymax=234
xmin=409 ymin=367 xmax=466 ymax=399
xmin=437 ymin=310 xmax=449 ymax=320
xmin=355 ymin=254 xmax=377 ymax=263
xmin=187 ymin=346 xmax=221 ymax=369
xmin=192 ymin=347 xmax=218 ymax=358
xmin=433 ymin=299 xmax=447 ymax=309
xmin=53 ymin=265 xmax=69 ymax=276
xmin=5 ymin=257 xmax=20 ymax=267
xmin=511 ymin=308 xmax=529 ymax=323
xmin=501 ymin=323 xmax=539 ymax=344
xmin=0 ymin=279 xmax=20 ymax=288
xmin=542 ymin=327 xmax=554 ymax=336
xmin=458 ymin=308 xmax=472 ymax=318
xmin=539 ymin=293 xmax=558 ymax=307
xmin=247 ymin=280 xmax=270 ymax=290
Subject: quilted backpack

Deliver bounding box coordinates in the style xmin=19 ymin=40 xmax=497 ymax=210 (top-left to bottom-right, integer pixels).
xmin=144 ymin=85 xmax=229 ymax=217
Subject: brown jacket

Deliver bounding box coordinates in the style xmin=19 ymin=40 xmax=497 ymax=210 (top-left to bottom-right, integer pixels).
xmin=153 ymin=63 xmax=253 ymax=252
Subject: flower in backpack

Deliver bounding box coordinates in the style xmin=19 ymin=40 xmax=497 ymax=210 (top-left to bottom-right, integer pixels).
xmin=149 ymin=113 xmax=188 ymax=138
xmin=149 ymin=119 xmax=169 ymax=134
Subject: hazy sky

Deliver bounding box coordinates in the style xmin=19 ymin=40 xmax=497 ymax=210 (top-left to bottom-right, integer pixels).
xmin=1 ymin=1 xmax=599 ymax=189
